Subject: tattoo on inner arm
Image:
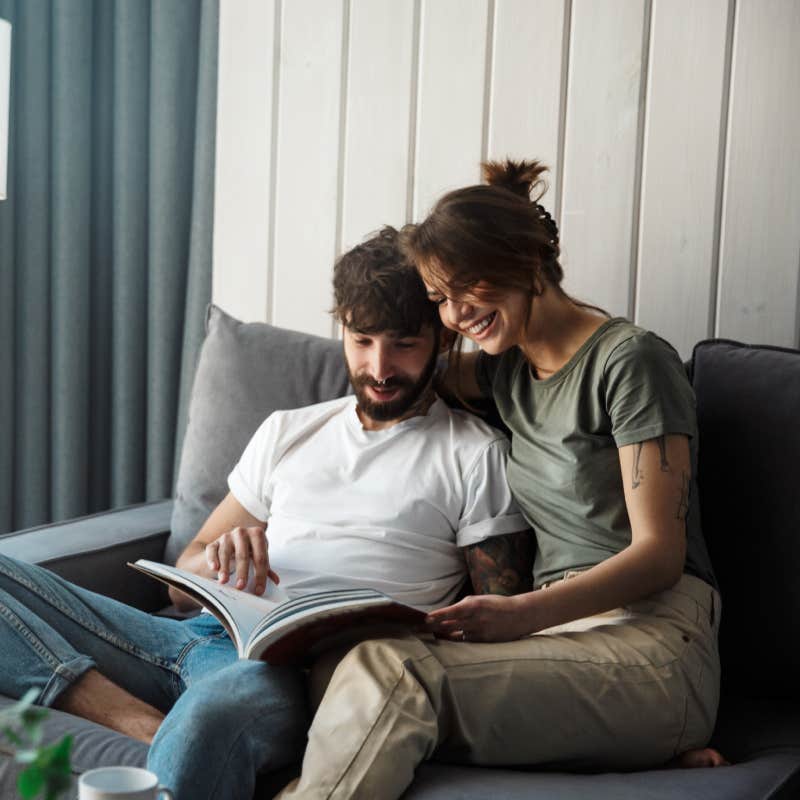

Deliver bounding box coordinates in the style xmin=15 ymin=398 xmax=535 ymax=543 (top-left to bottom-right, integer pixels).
xmin=632 ymin=443 xmax=645 ymax=489
xmin=465 ymin=531 xmax=535 ymax=596
xmin=656 ymin=436 xmax=670 ymax=472
xmin=632 ymin=436 xmax=671 ymax=489
xmin=676 ymin=470 xmax=690 ymax=522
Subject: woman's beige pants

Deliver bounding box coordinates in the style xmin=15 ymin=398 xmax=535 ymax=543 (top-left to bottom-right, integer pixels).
xmin=276 ymin=574 xmax=721 ymax=800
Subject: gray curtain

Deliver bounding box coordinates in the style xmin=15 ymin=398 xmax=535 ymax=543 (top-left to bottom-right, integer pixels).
xmin=0 ymin=0 xmax=219 ymax=533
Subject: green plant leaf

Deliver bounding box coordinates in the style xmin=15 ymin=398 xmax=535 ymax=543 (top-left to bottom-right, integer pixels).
xmin=2 ymin=727 xmax=25 ymax=747
xmin=14 ymin=748 xmax=39 ymax=764
xmin=0 ymin=688 xmax=39 ymax=727
xmin=17 ymin=765 xmax=44 ymax=799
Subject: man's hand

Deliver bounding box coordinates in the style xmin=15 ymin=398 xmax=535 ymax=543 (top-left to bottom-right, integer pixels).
xmin=205 ymin=525 xmax=279 ymax=595
xmin=171 ymin=493 xmax=275 ymax=609
xmin=426 ymin=593 xmax=531 ymax=643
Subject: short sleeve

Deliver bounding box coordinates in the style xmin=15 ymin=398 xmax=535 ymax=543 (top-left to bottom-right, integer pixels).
xmin=456 ymin=438 xmax=528 ymax=547
xmin=603 ymin=332 xmax=697 ymax=448
xmin=227 ymin=414 xmax=282 ymax=521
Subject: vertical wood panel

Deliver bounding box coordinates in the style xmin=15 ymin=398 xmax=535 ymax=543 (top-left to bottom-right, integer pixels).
xmin=413 ymin=0 xmax=490 ymax=218
xmin=488 ymin=0 xmax=565 ymax=196
xmin=212 ymin=0 xmax=274 ymax=321
xmin=560 ymin=0 xmax=646 ymax=316
xmin=340 ymin=0 xmax=415 ymax=253
xmin=635 ymin=0 xmax=729 ymax=357
xmin=271 ymin=0 xmax=345 ymax=336
xmin=717 ymin=0 xmax=800 ymax=346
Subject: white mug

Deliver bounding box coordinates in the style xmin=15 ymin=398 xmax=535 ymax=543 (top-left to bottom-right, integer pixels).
xmin=78 ymin=767 xmax=174 ymax=800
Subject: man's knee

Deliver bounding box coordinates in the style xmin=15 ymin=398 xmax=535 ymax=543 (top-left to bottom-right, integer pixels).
xmin=187 ymin=661 xmax=308 ymax=727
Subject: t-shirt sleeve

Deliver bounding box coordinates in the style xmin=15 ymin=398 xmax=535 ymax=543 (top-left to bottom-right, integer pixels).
xmin=456 ymin=437 xmax=528 ymax=548
xmin=227 ymin=414 xmax=282 ymax=521
xmin=603 ymin=332 xmax=697 ymax=448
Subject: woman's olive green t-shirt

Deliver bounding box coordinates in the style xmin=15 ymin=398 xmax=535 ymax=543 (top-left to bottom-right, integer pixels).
xmin=476 ymin=317 xmax=717 ymax=590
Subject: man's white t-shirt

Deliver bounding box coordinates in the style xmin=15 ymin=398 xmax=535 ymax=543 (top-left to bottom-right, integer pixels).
xmin=228 ymin=396 xmax=526 ymax=610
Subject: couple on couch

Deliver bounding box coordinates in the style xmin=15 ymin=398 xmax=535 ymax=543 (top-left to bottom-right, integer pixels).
xmin=0 ymin=160 xmax=725 ymax=799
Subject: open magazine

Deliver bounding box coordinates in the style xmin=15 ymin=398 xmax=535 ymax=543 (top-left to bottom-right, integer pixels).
xmin=129 ymin=560 xmax=426 ymax=665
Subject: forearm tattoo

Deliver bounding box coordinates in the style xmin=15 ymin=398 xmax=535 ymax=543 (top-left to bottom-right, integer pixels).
xmin=465 ymin=531 xmax=535 ymax=596
xmin=632 ymin=435 xmax=670 ymax=489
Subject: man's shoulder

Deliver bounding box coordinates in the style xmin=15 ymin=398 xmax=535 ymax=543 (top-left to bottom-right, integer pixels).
xmin=433 ymin=400 xmax=509 ymax=450
xmin=259 ymin=395 xmax=352 ymax=437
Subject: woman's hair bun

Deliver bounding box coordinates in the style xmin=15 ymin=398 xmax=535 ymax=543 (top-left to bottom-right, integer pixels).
xmin=481 ymin=158 xmax=548 ymax=202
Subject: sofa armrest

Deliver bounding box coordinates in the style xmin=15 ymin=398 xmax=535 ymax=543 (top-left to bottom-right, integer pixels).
xmin=0 ymin=500 xmax=173 ymax=611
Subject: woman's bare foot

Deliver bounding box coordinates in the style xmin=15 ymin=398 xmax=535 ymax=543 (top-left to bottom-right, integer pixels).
xmin=670 ymin=747 xmax=730 ymax=768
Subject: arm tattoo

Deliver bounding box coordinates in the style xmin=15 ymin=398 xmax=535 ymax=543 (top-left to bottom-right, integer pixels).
xmin=676 ymin=470 xmax=690 ymax=522
xmin=465 ymin=531 xmax=535 ymax=596
xmin=632 ymin=443 xmax=645 ymax=489
xmin=632 ymin=435 xmax=670 ymax=489
xmin=656 ymin=435 xmax=670 ymax=471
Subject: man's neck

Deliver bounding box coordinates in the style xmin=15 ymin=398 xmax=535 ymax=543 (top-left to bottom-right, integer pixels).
xmin=356 ymin=387 xmax=437 ymax=431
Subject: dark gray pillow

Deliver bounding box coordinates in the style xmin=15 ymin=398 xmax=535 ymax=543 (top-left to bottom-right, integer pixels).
xmin=168 ymin=305 xmax=350 ymax=563
xmin=690 ymin=338 xmax=800 ymax=700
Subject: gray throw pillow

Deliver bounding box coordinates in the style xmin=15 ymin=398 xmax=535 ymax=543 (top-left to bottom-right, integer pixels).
xmin=690 ymin=338 xmax=800 ymax=700
xmin=168 ymin=305 xmax=351 ymax=563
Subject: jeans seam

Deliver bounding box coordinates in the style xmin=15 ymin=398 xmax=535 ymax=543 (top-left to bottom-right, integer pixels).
xmin=173 ymin=632 xmax=231 ymax=678
xmin=0 ymin=559 xmax=178 ymax=673
xmin=0 ymin=602 xmax=96 ymax=705
xmin=0 ymin=602 xmax=68 ymax=670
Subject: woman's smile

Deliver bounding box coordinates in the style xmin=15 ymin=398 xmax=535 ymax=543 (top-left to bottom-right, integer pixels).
xmin=463 ymin=311 xmax=497 ymax=338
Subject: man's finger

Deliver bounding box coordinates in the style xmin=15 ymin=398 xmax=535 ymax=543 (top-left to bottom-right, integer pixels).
xmin=217 ymin=533 xmax=233 ymax=582
xmin=205 ymin=541 xmax=220 ymax=571
xmin=248 ymin=529 xmax=269 ymax=593
xmin=232 ymin=528 xmax=251 ymax=589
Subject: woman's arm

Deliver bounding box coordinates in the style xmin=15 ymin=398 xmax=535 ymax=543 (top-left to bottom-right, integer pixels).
xmin=427 ymin=434 xmax=690 ymax=641
xmin=435 ymin=349 xmax=483 ymax=402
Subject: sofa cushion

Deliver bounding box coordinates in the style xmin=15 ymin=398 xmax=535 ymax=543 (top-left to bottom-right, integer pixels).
xmin=690 ymin=339 xmax=800 ymax=700
xmin=169 ymin=306 xmax=350 ymax=563
xmin=403 ymin=755 xmax=800 ymax=800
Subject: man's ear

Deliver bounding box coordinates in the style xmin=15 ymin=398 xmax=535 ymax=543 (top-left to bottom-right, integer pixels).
xmin=438 ymin=328 xmax=457 ymax=353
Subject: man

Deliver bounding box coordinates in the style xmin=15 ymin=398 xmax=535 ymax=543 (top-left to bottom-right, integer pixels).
xmin=0 ymin=226 xmax=532 ymax=800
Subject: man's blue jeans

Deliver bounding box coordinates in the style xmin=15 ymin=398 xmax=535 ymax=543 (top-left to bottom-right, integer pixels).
xmin=0 ymin=555 xmax=309 ymax=800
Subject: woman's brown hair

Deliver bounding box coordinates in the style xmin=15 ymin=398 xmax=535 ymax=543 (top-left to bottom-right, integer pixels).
xmin=399 ymin=159 xmax=563 ymax=301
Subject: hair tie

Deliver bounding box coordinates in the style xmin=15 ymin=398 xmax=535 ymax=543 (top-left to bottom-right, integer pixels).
xmin=535 ymin=203 xmax=559 ymax=247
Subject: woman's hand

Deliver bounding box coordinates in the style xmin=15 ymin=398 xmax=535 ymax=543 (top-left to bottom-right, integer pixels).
xmin=425 ymin=593 xmax=535 ymax=643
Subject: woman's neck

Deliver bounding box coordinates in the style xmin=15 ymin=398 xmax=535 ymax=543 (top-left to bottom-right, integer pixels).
xmin=518 ymin=288 xmax=609 ymax=379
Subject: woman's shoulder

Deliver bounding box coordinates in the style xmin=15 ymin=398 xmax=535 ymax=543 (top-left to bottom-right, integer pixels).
xmin=595 ymin=319 xmax=684 ymax=376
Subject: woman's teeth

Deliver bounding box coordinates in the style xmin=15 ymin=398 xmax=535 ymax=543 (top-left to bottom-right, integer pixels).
xmin=468 ymin=312 xmax=495 ymax=335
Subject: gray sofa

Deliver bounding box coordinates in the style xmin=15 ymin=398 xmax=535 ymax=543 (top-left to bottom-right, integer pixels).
xmin=2 ymin=306 xmax=799 ymax=799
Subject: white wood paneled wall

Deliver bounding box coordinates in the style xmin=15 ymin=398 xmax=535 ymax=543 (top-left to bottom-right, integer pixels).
xmin=213 ymin=0 xmax=800 ymax=356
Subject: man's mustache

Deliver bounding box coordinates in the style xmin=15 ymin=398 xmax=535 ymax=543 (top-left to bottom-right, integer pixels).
xmin=352 ymin=374 xmax=412 ymax=391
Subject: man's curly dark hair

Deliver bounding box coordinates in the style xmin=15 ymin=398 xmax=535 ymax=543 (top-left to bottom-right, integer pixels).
xmin=332 ymin=226 xmax=442 ymax=337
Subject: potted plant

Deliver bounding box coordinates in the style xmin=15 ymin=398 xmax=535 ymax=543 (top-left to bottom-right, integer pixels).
xmin=0 ymin=689 xmax=73 ymax=799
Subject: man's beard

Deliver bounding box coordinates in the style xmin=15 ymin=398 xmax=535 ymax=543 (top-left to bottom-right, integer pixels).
xmin=348 ymin=346 xmax=438 ymax=423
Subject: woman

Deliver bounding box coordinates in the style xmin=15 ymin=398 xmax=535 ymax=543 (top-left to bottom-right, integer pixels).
xmin=277 ymin=161 xmax=724 ymax=800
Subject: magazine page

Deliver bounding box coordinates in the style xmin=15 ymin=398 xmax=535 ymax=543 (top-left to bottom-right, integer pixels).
xmin=248 ymin=591 xmax=425 ymax=663
xmin=130 ymin=560 xmax=287 ymax=654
